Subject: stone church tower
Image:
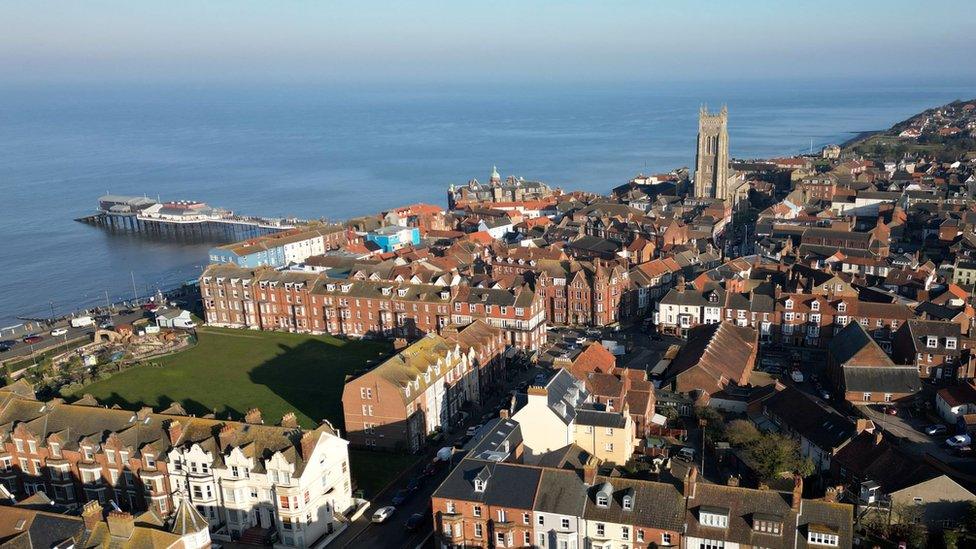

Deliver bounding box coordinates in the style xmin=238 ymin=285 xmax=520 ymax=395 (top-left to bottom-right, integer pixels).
xmin=693 ymin=105 xmax=730 ymax=200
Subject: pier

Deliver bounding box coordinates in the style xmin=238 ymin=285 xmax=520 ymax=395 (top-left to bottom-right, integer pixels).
xmin=75 ymin=194 xmax=300 ymax=243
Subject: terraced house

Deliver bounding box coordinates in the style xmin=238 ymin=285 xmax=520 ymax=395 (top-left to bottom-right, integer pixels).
xmin=0 ymin=382 xmax=354 ymax=548
xmin=342 ymin=322 xmax=506 ymax=452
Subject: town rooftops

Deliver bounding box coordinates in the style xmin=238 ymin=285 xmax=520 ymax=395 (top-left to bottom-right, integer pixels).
xmin=762 ymin=386 xmax=859 ymax=450
xmin=432 ymin=459 xmax=542 ymax=509
xmin=828 ymin=322 xmax=895 ymax=368
xmin=583 ymin=475 xmax=685 ymax=532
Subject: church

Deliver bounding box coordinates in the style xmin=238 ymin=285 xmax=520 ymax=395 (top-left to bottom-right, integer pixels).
xmin=693 ymin=105 xmax=748 ymax=205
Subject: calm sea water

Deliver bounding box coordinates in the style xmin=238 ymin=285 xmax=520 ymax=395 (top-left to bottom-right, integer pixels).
xmin=0 ymin=80 xmax=973 ymax=324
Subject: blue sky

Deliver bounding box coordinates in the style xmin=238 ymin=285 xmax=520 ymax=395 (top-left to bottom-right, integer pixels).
xmin=2 ymin=0 xmax=974 ymax=84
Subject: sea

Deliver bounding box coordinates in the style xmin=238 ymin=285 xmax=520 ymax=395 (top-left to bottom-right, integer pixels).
xmin=1 ymin=79 xmax=974 ymax=325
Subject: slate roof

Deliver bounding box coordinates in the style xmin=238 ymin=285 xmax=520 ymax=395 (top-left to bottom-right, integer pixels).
xmin=842 ymin=366 xmax=921 ymax=394
xmin=796 ymin=500 xmax=854 ymax=549
xmin=763 ymin=386 xmax=857 ymax=450
xmin=583 ymin=475 xmax=684 ymax=532
xmin=666 ymin=321 xmax=757 ymax=396
xmin=574 ymin=406 xmax=628 ymax=429
xmin=685 ymin=483 xmax=798 ymax=547
xmin=533 ymin=468 xmax=588 ymax=516
xmin=0 ymin=506 xmax=84 ymax=549
xmin=432 ymin=459 xmax=542 ymax=510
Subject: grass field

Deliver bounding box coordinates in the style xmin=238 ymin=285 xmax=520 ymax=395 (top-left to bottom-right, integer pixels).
xmin=65 ymin=327 xmax=392 ymax=429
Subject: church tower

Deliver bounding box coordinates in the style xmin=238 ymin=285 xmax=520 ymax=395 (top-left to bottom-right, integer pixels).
xmin=693 ymin=105 xmax=730 ymax=200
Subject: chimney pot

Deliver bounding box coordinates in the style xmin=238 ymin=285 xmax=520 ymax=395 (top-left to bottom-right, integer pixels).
xmin=791 ymin=474 xmax=804 ymax=512
xmin=106 ymin=511 xmax=135 ymax=540
xmin=684 ymin=465 xmax=698 ymax=499
xmin=245 ymin=408 xmax=263 ymax=425
xmin=82 ymin=500 xmax=102 ymax=530
xmin=280 ymin=412 xmax=299 ymax=428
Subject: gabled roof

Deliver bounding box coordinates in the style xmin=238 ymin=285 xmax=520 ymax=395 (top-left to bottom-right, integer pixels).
xmin=828 ymin=323 xmax=895 ymax=368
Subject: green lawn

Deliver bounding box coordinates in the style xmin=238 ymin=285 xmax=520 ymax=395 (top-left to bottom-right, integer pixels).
xmin=349 ymin=450 xmax=420 ymax=498
xmin=64 ymin=327 xmax=392 ymax=430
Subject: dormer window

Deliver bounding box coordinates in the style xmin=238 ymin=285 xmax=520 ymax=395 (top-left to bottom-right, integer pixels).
xmin=622 ymin=495 xmax=633 ymax=510
xmin=381 ymin=287 xmax=391 ymax=296
xmin=785 ymin=299 xmax=794 ymax=310
xmin=398 ymin=289 xmax=408 ymax=297
xmin=596 ymin=494 xmax=609 ymax=507
xmin=699 ymin=507 xmax=729 ymax=528
xmin=808 ymin=530 xmax=839 ymax=546
xmin=837 ymin=302 xmax=846 ymax=313
xmin=753 ymin=515 xmax=783 ymax=535
xmin=927 ymin=336 xmax=938 ymax=348
xmin=474 ymin=479 xmax=486 ymax=493
xmin=811 ymin=301 xmax=820 ymax=311
xmin=947 ymin=338 xmax=958 ymax=350
xmin=341 ymin=283 xmax=352 ymax=293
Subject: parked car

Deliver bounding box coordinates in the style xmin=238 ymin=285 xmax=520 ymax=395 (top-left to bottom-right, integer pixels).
xmin=466 ymin=424 xmax=483 ymax=437
xmin=50 ymin=328 xmax=68 ymax=337
xmin=404 ymin=513 xmax=425 ymax=532
xmin=0 ymin=342 xmax=12 ymax=352
xmin=946 ymin=434 xmax=972 ymax=448
xmin=70 ymin=316 xmax=94 ymax=328
xmin=390 ymin=489 xmax=411 ymax=506
xmin=406 ymin=476 xmax=423 ymax=492
xmin=884 ymin=406 xmax=898 ymax=416
xmin=141 ymin=302 xmax=158 ymax=311
xmin=22 ymin=334 xmax=42 ymax=344
xmin=790 ymin=369 xmax=804 ymax=383
xmin=818 ymin=389 xmax=832 ymax=400
xmin=924 ymin=424 xmax=948 ymax=436
xmin=99 ymin=321 xmax=115 ymax=330
xmin=675 ymin=447 xmax=696 ymax=462
xmin=371 ymin=506 xmax=395 ymax=523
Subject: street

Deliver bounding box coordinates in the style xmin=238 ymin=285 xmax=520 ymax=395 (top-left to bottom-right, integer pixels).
xmin=332 ymin=361 xmax=544 ymax=549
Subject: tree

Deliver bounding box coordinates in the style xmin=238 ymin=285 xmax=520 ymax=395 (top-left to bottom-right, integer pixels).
xmin=965 ymin=500 xmax=976 ymax=532
xmin=659 ymin=406 xmax=679 ymax=422
xmin=725 ymin=420 xmax=760 ymax=447
xmin=694 ymin=406 xmax=726 ymax=442
xmin=747 ymin=433 xmax=814 ymax=481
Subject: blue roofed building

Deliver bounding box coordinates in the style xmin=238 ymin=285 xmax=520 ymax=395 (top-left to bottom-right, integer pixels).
xmin=365 ymin=225 xmax=421 ymax=253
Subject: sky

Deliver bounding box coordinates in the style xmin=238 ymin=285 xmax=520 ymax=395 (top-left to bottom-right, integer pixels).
xmin=1 ymin=0 xmax=974 ymax=85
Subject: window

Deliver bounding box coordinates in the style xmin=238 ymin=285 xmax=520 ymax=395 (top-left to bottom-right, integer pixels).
xmin=474 ymin=479 xmax=486 ymax=493
xmin=637 ymin=530 xmax=645 ymax=542
xmin=497 ymin=509 xmax=507 ymax=523
xmin=522 ymin=512 xmax=530 ymax=525
xmin=785 ymin=299 xmax=793 ymax=310
xmin=605 ymin=443 xmax=614 ymax=452
xmin=700 ymin=510 xmax=729 ymax=528
xmin=947 ymin=338 xmax=958 ymax=350
xmin=811 ymin=301 xmax=820 ymax=311
xmin=473 ymin=505 xmax=482 ymax=517
xmin=496 ymin=532 xmax=506 ymax=546
xmin=863 ymin=392 xmax=872 ymax=402
xmin=808 ymin=531 xmax=839 ymax=546
xmin=446 ymin=501 xmax=455 ymax=513
xmin=524 ymin=532 xmax=531 ymax=545
xmin=561 ymin=518 xmax=570 ymax=529
xmin=474 ymin=523 xmax=483 ymax=538
xmin=537 ymin=515 xmax=545 ymax=526
xmin=596 ymin=494 xmax=609 ymax=507
xmin=837 ymin=302 xmax=847 ymax=313
xmin=360 ymin=387 xmax=372 ymax=399
xmin=622 ymin=526 xmax=630 ymax=540
xmin=663 ymin=532 xmax=674 ymax=545
xmin=622 ymin=495 xmax=632 ymax=510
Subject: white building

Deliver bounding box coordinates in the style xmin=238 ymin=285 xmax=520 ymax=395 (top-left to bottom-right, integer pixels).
xmin=166 ymin=418 xmax=354 ymax=548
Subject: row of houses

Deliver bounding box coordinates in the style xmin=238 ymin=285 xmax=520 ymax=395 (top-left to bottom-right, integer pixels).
xmin=431 ymin=416 xmax=853 ymax=549
xmin=200 ymin=263 xmax=546 ymax=352
xmin=0 ymin=381 xmax=354 ymax=548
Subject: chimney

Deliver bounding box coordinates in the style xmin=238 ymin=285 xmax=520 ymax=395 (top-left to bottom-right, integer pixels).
xmin=219 ymin=423 xmax=238 ymax=448
xmin=393 ymin=338 xmax=409 ymax=351
xmin=106 ymin=511 xmax=135 ymax=540
xmin=583 ymin=457 xmax=598 ymax=485
xmin=823 ymin=486 xmax=839 ymax=503
xmin=245 ymin=408 xmax=263 ymax=425
xmin=300 ymin=431 xmax=317 ymax=461
xmin=280 ymin=412 xmax=299 ymax=428
xmin=791 ymin=474 xmax=803 ymax=512
xmin=726 ymin=474 xmax=740 ymax=487
xmin=499 ymin=408 xmax=509 ymax=420
xmin=854 ymin=419 xmax=875 ymax=434
xmin=81 ymin=501 xmax=102 ymax=530
xmin=684 ymin=465 xmax=698 ymax=499
xmin=167 ymin=421 xmax=183 ymax=445
xmin=874 ymin=430 xmax=884 ymax=446
xmin=136 ymin=406 xmax=154 ymax=420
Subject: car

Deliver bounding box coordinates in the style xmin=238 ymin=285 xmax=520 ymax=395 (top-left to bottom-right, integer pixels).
xmin=675 ymin=447 xmax=696 ymax=462
xmin=404 ymin=513 xmax=425 ymax=532
xmin=946 ymin=434 xmax=972 ymax=448
xmin=575 ymin=336 xmax=587 ymax=345
xmin=884 ymin=406 xmax=898 ymax=416
xmin=790 ymin=369 xmax=804 ymax=383
xmin=390 ymin=489 xmax=411 ymax=506
xmin=99 ymin=322 xmax=115 ymax=330
xmin=371 ymin=506 xmax=396 ymax=523
xmin=141 ymin=302 xmax=158 ymax=311
xmin=50 ymin=328 xmax=68 ymax=337
xmin=924 ymin=424 xmax=948 ymax=436
xmin=0 ymin=340 xmax=16 ymax=347
xmin=406 ymin=476 xmax=423 ymax=492
xmin=466 ymin=424 xmax=483 ymax=437
xmin=22 ymin=334 xmax=42 ymax=344
xmin=819 ymin=389 xmax=832 ymax=400
xmin=585 ymin=329 xmax=602 ymax=337
xmin=0 ymin=343 xmax=12 ymax=352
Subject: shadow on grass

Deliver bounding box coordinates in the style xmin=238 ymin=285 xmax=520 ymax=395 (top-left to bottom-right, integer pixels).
xmin=248 ymin=338 xmax=392 ymax=430
xmin=97 ymin=392 xmax=243 ymax=421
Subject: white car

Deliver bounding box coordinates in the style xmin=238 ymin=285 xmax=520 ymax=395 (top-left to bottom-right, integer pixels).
xmin=946 ymin=434 xmax=971 ymax=448
xmin=371 ymin=506 xmax=395 ymax=523
xmin=50 ymin=328 xmax=68 ymax=337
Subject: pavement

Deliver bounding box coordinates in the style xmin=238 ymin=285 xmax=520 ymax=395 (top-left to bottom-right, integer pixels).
xmin=330 ymin=362 xmax=545 ymax=549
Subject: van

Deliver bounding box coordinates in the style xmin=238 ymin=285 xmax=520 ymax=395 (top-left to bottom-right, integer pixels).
xmin=675 ymin=447 xmax=696 ymax=462
xmin=70 ymin=316 xmax=94 ymax=328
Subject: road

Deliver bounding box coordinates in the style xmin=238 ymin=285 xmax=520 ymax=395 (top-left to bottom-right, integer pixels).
xmin=0 ymin=308 xmax=154 ymax=365
xmin=333 ymin=362 xmax=544 ymax=549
